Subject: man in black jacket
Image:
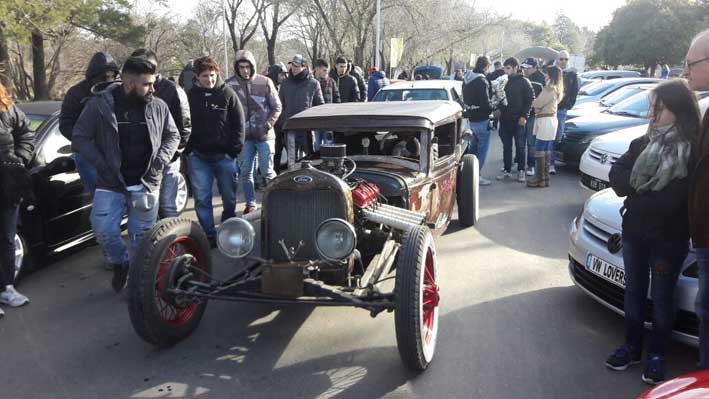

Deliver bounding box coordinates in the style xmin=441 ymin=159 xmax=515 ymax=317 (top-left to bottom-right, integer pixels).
xmin=550 ymin=50 xmax=579 ymax=173
xmin=521 ymin=58 xmax=546 ymax=177
xmin=463 ymin=56 xmax=493 ymax=186
xmin=330 ymin=56 xmax=359 ymax=103
xmin=131 ymin=49 xmax=191 ymax=218
xmin=59 ymin=52 xmax=119 ymax=194
xmin=349 ymin=60 xmax=367 ymax=102
xmin=494 ymin=57 xmax=534 ymax=182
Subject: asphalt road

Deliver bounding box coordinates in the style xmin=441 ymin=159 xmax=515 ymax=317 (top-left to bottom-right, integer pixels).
xmin=0 ymin=138 xmax=699 ymax=399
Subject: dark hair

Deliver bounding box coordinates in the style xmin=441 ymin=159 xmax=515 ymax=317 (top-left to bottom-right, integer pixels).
xmin=335 ymin=56 xmax=348 ymax=65
xmin=543 ymin=65 xmax=564 ymax=99
xmin=131 ymin=48 xmax=158 ymax=64
xmin=121 ymin=56 xmax=157 ymax=76
xmin=193 ymin=56 xmax=220 ymax=76
xmin=503 ymin=57 xmax=519 ymax=68
xmin=494 ymin=61 xmax=502 ymax=68
xmin=650 ymin=79 xmax=701 ymax=144
xmin=314 ymin=58 xmax=329 ymax=69
xmin=474 ymin=56 xmax=490 ymax=73
xmin=414 ymin=74 xmax=423 ymax=80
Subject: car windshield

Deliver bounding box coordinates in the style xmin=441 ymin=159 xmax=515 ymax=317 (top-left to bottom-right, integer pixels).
xmin=607 ymin=91 xmax=651 ymax=118
xmin=373 ymin=89 xmax=449 ymax=102
xmin=600 ymin=87 xmax=646 ymax=107
xmin=579 ymin=81 xmax=615 ymax=96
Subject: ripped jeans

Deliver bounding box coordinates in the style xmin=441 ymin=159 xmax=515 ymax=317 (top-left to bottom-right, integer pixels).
xmin=622 ymin=233 xmax=688 ymax=356
xmin=91 ymin=188 xmax=159 ymax=268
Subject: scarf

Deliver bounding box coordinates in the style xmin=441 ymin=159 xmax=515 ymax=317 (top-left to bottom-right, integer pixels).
xmin=630 ymin=124 xmax=691 ymax=193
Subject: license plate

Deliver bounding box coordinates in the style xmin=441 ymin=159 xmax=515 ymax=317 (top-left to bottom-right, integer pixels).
xmin=586 ymin=254 xmax=625 ymax=288
xmin=588 ymin=177 xmax=608 ymax=191
xmin=555 ymin=151 xmax=564 ymax=162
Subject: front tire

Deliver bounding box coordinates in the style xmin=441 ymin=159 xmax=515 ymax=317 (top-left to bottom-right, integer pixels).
xmin=127 ymin=218 xmax=211 ymax=347
xmin=174 ymin=172 xmax=189 ymax=215
xmin=457 ymin=154 xmax=479 ymax=227
xmin=395 ymin=225 xmax=439 ymax=371
xmin=12 ymin=233 xmax=32 ymax=283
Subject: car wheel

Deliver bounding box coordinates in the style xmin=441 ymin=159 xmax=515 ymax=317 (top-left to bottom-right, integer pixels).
xmin=127 ymin=218 xmax=211 ymax=347
xmin=174 ymin=172 xmax=189 ymax=215
xmin=394 ymin=225 xmax=439 ymax=371
xmin=457 ymin=154 xmax=479 ymax=227
xmin=13 ymin=233 xmax=33 ymax=284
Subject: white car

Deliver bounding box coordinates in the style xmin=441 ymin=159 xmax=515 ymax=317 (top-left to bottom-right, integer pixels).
xmin=372 ymin=80 xmax=464 ymax=105
xmin=568 ymin=188 xmax=699 ymax=346
xmin=579 ymin=95 xmax=709 ymax=192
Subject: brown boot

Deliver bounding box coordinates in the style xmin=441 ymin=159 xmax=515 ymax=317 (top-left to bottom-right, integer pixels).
xmin=526 ymin=152 xmax=545 ymax=188
xmin=543 ymin=151 xmax=551 ymax=187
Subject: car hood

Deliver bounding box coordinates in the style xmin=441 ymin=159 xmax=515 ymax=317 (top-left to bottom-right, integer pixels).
xmin=639 ymin=371 xmax=709 ymax=399
xmin=584 ymin=188 xmax=623 ymax=231
xmin=591 ymin=123 xmax=648 ymax=156
xmin=565 ymin=112 xmax=648 ymax=135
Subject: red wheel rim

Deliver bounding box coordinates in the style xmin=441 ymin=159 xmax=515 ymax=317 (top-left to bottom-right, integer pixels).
xmin=154 ymin=237 xmax=205 ymax=327
xmin=422 ymin=248 xmax=439 ymax=346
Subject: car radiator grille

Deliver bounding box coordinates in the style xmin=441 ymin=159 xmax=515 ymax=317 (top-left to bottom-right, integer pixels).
xmin=265 ymin=189 xmax=347 ymax=262
xmin=571 ymin=257 xmax=698 ymax=337
xmin=587 ymin=147 xmax=619 ymax=164
xmin=563 ymin=133 xmax=586 ymax=143
xmin=582 ymin=218 xmax=613 ymax=247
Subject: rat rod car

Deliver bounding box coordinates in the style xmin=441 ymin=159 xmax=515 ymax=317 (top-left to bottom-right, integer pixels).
xmin=126 ymin=101 xmax=479 ymax=371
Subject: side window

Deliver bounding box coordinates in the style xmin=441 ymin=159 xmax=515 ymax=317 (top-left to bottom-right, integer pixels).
xmin=37 ymin=123 xmax=72 ymax=166
xmin=433 ymin=122 xmax=456 ymax=158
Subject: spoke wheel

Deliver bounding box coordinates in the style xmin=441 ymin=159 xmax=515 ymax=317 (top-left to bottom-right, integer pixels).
xmin=154 ymin=237 xmax=204 ymax=327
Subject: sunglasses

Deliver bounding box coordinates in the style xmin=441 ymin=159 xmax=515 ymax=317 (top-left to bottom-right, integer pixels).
xmin=558 ymin=58 xmax=569 ymax=61
xmin=685 ymin=56 xmax=709 ymax=69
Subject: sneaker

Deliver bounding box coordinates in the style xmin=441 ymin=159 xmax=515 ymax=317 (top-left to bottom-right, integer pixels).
xmin=550 ymin=165 xmax=557 ymax=175
xmin=0 ymin=286 xmax=29 ymax=307
xmin=112 ymin=264 xmax=129 ymax=293
xmin=642 ymin=355 xmax=665 ymax=385
xmin=479 ymin=177 xmax=492 ymax=186
xmin=605 ymin=344 xmax=641 ymax=371
xmin=0 ymin=306 xmax=4 ymax=318
xmin=526 ymin=167 xmax=535 ymax=176
xmin=243 ymin=205 xmax=257 ymax=215
xmin=496 ymin=172 xmax=512 ymax=181
xmin=517 ymin=171 xmax=526 ymax=182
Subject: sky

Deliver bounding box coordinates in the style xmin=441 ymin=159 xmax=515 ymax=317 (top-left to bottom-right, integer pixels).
xmin=149 ymin=0 xmax=626 ymax=32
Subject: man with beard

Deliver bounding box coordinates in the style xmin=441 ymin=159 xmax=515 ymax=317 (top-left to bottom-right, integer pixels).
xmin=279 ymin=54 xmax=324 ymax=161
xmin=72 ymin=56 xmax=180 ymax=293
xmin=131 ymin=48 xmax=191 ymax=218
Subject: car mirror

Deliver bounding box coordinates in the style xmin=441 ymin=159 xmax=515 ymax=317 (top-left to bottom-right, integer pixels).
xmin=45 ymin=156 xmax=75 ymax=175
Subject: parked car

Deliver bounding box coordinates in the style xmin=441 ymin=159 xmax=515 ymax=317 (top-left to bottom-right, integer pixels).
xmin=14 ymin=102 xmax=189 ymax=280
xmin=17 ymin=101 xmax=61 ymax=130
xmin=566 ymin=84 xmax=656 ymax=120
xmin=556 ymin=89 xmax=656 ymax=165
xmin=574 ymin=77 xmax=660 ymax=107
xmin=126 ymin=101 xmax=480 ymax=372
xmin=578 ymin=95 xmax=709 ymax=191
xmin=372 ymin=80 xmax=464 ymax=105
xmin=578 ymin=70 xmax=642 ymax=88
xmin=413 ymin=65 xmax=443 ymax=80
xmin=568 ymin=188 xmax=698 ymax=347
xmin=638 ymin=371 xmax=709 ymax=398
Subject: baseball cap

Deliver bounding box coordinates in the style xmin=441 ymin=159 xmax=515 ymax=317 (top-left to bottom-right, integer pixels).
xmin=288 ymin=54 xmax=306 ymax=67
xmin=521 ymin=58 xmax=538 ymax=69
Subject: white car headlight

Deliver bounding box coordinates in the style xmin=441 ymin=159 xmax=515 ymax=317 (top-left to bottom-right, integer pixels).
xmin=217 ymin=217 xmax=255 ymax=258
xmin=315 ymin=218 xmax=356 ymax=262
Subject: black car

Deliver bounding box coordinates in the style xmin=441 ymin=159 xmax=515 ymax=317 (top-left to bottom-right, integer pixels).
xmin=14 ymin=102 xmax=189 ymax=279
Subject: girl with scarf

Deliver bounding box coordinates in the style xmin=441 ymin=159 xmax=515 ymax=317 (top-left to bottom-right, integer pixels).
xmin=604 ymin=79 xmax=700 ymax=385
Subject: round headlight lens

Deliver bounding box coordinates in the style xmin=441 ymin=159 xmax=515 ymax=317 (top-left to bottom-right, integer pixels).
xmin=217 ymin=217 xmax=255 ymax=258
xmin=315 ymin=218 xmax=356 ymax=262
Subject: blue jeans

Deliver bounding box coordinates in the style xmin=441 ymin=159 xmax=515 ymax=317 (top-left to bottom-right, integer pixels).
xmin=622 ymin=233 xmax=688 ymax=356
xmin=535 ymin=138 xmax=553 ymax=152
xmin=159 ymin=159 xmax=182 ymax=218
xmin=525 ymin=115 xmax=536 ymax=168
xmin=499 ymin=119 xmax=526 ymax=172
xmin=91 ymin=189 xmax=159 ymax=267
xmin=240 ymin=140 xmax=276 ymax=208
xmin=0 ymin=206 xmax=18 ymax=287
xmin=73 ymin=152 xmax=97 ymax=195
xmin=187 ymin=152 xmax=237 ymax=238
xmin=313 ymin=131 xmax=331 ymax=152
xmin=550 ymin=109 xmax=568 ymax=167
xmin=467 ymin=120 xmax=491 ymax=171
xmin=695 ymin=247 xmax=709 ymax=368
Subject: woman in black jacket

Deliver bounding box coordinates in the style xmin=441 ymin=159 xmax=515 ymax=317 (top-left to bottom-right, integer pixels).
xmin=605 ymin=79 xmax=700 ymax=385
xmin=0 ymin=79 xmax=35 ymax=317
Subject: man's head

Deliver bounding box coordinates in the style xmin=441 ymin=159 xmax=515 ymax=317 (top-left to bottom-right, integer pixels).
xmin=289 ymin=54 xmax=306 ymax=76
xmin=130 ymin=48 xmax=159 ymax=72
xmin=521 ymin=58 xmax=538 ymax=76
xmin=556 ymin=50 xmax=570 ymax=70
xmin=493 ymin=61 xmax=502 ymax=70
xmin=684 ymin=30 xmax=709 ymax=91
xmin=313 ymin=59 xmax=329 ymax=80
xmin=335 ymin=56 xmax=349 ymax=76
xmin=121 ymin=56 xmax=157 ymax=103
xmin=503 ymin=57 xmax=520 ymax=77
xmin=474 ymin=56 xmax=491 ymax=74
xmin=236 ymin=60 xmax=252 ymax=80
xmin=86 ymin=52 xmax=119 ymax=83
xmin=193 ymin=56 xmax=220 ymax=89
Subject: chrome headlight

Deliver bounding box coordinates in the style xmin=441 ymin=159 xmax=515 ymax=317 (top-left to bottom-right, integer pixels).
xmin=315 ymin=218 xmax=356 ymax=262
xmin=217 ymin=217 xmax=255 ymax=258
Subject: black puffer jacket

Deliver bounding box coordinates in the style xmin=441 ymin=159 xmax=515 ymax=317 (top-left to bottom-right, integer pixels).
xmin=329 ymin=69 xmax=359 ymax=103
xmin=349 ymin=65 xmax=367 ymax=102
xmin=499 ymin=74 xmax=534 ymax=121
xmin=154 ymin=75 xmax=191 ymax=162
xmin=558 ymin=70 xmax=579 ymax=110
xmin=0 ymin=104 xmax=36 ymax=206
xmin=609 ymin=136 xmax=691 ymax=243
xmin=187 ymin=84 xmax=245 ymax=158
xmin=463 ymin=71 xmax=492 ymax=122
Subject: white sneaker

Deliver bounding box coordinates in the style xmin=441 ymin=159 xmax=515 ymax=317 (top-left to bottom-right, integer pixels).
xmin=496 ymin=172 xmax=511 ymax=181
xmin=0 ymin=306 xmax=4 ymax=318
xmin=0 ymin=286 xmax=29 ymax=307
xmin=479 ymin=177 xmax=492 ymax=186
xmin=550 ymin=165 xmax=557 ymax=175
xmin=517 ymin=171 xmax=526 ymax=182
xmin=526 ymin=168 xmax=535 ymax=176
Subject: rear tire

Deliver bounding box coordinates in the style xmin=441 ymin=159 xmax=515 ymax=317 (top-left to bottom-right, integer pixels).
xmin=457 ymin=154 xmax=479 ymax=227
xmin=394 ymin=225 xmax=439 ymax=371
xmin=127 ymin=217 xmax=211 ymax=347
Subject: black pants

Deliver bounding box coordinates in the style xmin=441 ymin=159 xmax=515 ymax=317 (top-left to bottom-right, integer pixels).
xmin=0 ymin=205 xmax=19 ymax=288
xmin=274 ymin=128 xmax=286 ymax=174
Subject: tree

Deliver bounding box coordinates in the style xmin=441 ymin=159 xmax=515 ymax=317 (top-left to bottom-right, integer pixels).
xmin=224 ymin=0 xmax=265 ymax=56
xmin=260 ymin=0 xmax=297 ymax=66
xmin=552 ymin=13 xmax=583 ymax=54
